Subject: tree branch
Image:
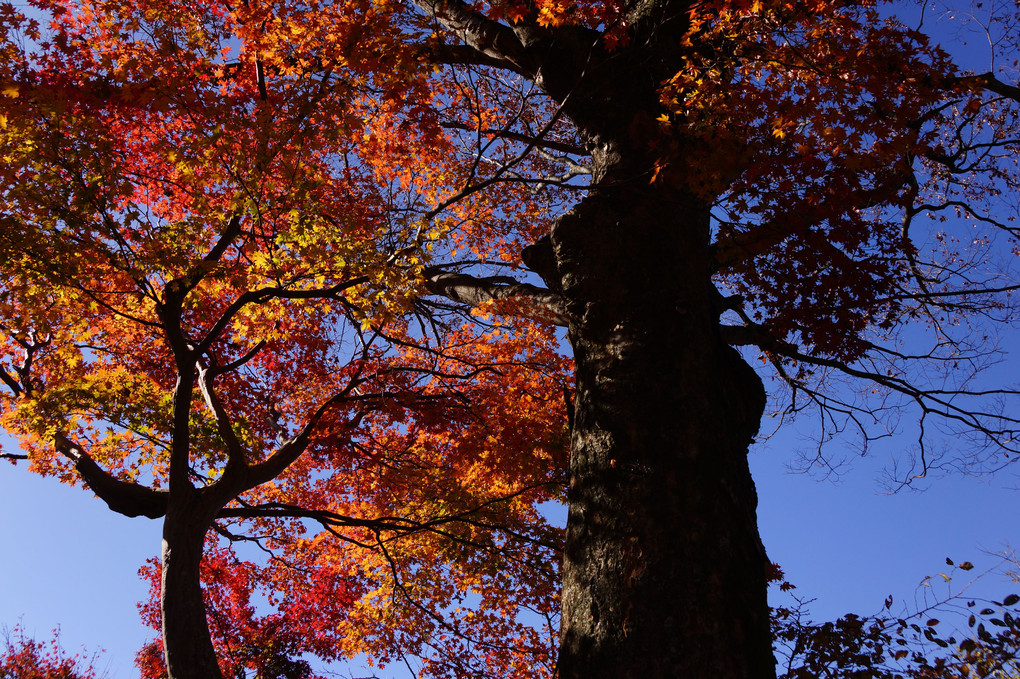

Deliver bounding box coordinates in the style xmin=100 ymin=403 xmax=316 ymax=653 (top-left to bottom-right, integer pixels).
xmin=440 ymin=121 xmax=587 ymax=155
xmin=412 ymin=0 xmax=538 ymax=75
xmin=219 ymin=482 xmax=563 ymax=552
xmin=196 ymin=276 xmax=369 ymax=353
xmin=202 ymin=212 xmax=244 ymax=266
xmin=424 ymin=269 xmax=569 ymax=325
xmin=0 ymin=366 xmax=22 ymax=396
xmin=54 ymin=432 xmax=168 ymax=519
xmin=426 ymin=42 xmax=526 ymax=75
xmin=950 ymin=72 xmax=1020 ymax=103
xmin=245 ymin=383 xmax=367 ymax=490
xmin=196 ymin=362 xmax=249 ymax=474
xmin=712 ymin=215 xmax=813 ymax=270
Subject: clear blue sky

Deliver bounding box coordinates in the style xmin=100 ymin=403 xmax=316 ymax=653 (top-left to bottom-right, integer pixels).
xmin=3 ymin=421 xmax=1019 ymax=677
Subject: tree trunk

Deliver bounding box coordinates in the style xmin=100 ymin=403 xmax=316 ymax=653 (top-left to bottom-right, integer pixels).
xmin=552 ymin=141 xmax=774 ymax=677
xmin=161 ymin=491 xmax=224 ymax=679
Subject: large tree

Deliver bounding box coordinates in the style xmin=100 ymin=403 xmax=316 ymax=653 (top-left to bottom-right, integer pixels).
xmin=0 ymin=0 xmax=1018 ymax=676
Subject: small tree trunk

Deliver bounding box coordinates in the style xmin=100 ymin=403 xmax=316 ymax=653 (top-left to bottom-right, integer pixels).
xmin=161 ymin=492 xmax=223 ymax=679
xmin=552 ymin=168 xmax=774 ymax=677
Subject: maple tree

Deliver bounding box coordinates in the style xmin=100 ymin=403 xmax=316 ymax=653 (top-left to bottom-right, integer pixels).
xmin=0 ymin=0 xmax=570 ymax=674
xmin=0 ymin=0 xmax=1019 ymax=674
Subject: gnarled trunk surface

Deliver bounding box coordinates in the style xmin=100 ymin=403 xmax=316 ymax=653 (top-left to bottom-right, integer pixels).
xmin=552 ymin=132 xmax=774 ymax=677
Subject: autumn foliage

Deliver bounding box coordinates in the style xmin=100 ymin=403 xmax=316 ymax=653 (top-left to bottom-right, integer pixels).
xmin=1 ymin=0 xmax=1018 ymax=672
xmin=0 ymin=0 xmax=569 ymax=671
xmin=0 ymin=625 xmax=103 ymax=679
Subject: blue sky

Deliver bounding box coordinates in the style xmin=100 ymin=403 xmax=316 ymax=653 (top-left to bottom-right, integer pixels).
xmin=3 ymin=420 xmax=1019 ymax=678
xmin=1 ymin=452 xmax=159 ymax=678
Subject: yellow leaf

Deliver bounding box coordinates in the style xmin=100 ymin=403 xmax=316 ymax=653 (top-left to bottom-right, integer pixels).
xmin=2 ymin=85 xmax=19 ymax=98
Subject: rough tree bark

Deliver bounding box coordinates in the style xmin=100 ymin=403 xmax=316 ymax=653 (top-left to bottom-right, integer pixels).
xmin=161 ymin=490 xmax=223 ymax=679
xmin=421 ymin=6 xmax=778 ymax=672
xmin=538 ymin=27 xmax=773 ymax=678
xmin=552 ymin=164 xmax=772 ymax=678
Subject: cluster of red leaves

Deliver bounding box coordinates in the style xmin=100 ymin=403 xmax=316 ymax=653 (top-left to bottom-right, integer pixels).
xmin=136 ymin=543 xmax=357 ymax=679
xmin=192 ymin=319 xmax=569 ymax=678
xmin=0 ymin=625 xmax=102 ymax=679
xmin=657 ymin=0 xmax=982 ymax=360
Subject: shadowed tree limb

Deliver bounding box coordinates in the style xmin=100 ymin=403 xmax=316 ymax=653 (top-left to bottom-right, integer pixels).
xmin=424 ymin=268 xmax=569 ymax=325
xmin=54 ymin=432 xmax=169 ymax=519
xmin=951 ymin=72 xmax=1020 ymax=103
xmin=412 ymin=0 xmax=539 ymax=75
